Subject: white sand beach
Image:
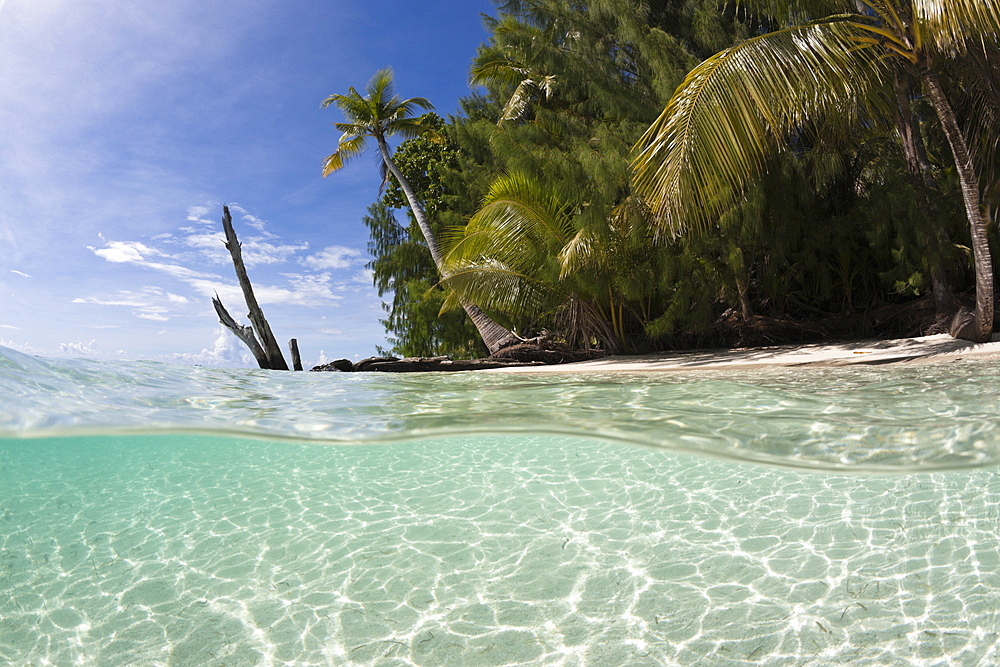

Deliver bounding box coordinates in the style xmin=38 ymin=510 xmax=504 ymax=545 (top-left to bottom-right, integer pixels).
xmin=486 ymin=333 xmax=1000 ymax=373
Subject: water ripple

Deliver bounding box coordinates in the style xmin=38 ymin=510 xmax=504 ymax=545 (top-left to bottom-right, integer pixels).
xmin=3 ymin=345 xmax=1000 ymax=472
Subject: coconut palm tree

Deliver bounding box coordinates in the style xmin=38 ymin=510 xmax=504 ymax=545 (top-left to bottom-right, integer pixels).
xmin=632 ymin=0 xmax=1000 ymax=342
xmin=322 ymin=67 xmax=517 ymax=354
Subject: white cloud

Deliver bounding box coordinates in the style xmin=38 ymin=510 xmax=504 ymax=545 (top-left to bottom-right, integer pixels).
xmin=183 ymin=231 xmax=225 ymax=250
xmin=59 ymin=340 xmax=98 ymax=357
xmin=72 ymin=286 xmax=192 ymax=322
xmin=240 ymin=238 xmax=309 ymax=267
xmin=351 ymin=268 xmax=375 ymax=284
xmin=170 ymin=326 xmax=253 ymax=367
xmin=230 ymin=204 xmax=269 ymax=233
xmin=0 ymin=324 xmax=21 ymax=330
xmin=87 ymin=240 xmax=223 ymax=281
xmin=186 ymin=205 xmax=211 ymax=222
xmin=170 ymin=222 xmax=307 ymax=268
xmin=186 ymin=274 xmax=342 ymax=307
xmin=143 ymin=261 xmax=220 ymax=281
xmin=72 ymin=294 xmax=151 ymax=307
xmin=89 ymin=240 xmax=164 ymax=264
xmin=9 ymin=269 xmax=31 ymax=278
xmin=0 ymin=338 xmax=38 ymax=355
xmin=301 ymin=245 xmax=363 ymax=271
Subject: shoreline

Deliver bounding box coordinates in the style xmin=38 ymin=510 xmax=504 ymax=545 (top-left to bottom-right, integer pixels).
xmin=482 ymin=333 xmax=1000 ymax=373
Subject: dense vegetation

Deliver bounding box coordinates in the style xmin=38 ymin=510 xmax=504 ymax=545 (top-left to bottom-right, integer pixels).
xmin=355 ymin=0 xmax=999 ymax=357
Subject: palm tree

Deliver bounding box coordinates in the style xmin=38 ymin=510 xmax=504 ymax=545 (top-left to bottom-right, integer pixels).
xmin=632 ymin=0 xmax=1000 ymax=342
xmin=322 ymin=67 xmax=517 ymax=354
xmin=470 ymin=41 xmax=558 ymax=125
xmin=443 ymin=171 xmax=660 ymax=352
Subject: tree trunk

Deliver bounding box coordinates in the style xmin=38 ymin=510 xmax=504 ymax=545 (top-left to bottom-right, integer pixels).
xmin=893 ymin=75 xmax=957 ymax=317
xmin=921 ymin=68 xmax=994 ymax=343
xmin=220 ymin=205 xmax=290 ymax=369
xmin=376 ymin=137 xmax=518 ymax=353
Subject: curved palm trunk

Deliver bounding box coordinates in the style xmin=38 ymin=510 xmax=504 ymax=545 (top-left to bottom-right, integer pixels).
xmin=375 ymin=137 xmax=518 ymax=354
xmin=921 ymin=68 xmax=994 ymax=343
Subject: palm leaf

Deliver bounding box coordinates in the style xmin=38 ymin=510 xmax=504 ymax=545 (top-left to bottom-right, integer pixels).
xmin=632 ymin=18 xmax=893 ymax=235
xmin=441 ymin=261 xmax=561 ymax=318
xmin=366 ymin=67 xmax=396 ymax=104
xmin=470 ymin=46 xmax=531 ymax=89
xmin=442 ymin=172 xmax=575 ymax=318
xmin=914 ymin=0 xmax=1000 ymax=53
xmin=321 ymin=135 xmax=368 ymax=176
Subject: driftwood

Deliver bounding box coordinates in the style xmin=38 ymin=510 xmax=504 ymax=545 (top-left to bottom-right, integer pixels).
xmin=214 ymin=205 xmax=290 ymax=370
xmin=311 ymin=356 xmax=547 ymax=373
xmin=289 ymin=338 xmax=303 ymax=371
xmin=212 ymin=294 xmax=269 ymax=368
xmin=310 ymin=341 xmax=606 ymax=372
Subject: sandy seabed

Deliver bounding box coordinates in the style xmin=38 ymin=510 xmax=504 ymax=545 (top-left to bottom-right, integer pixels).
xmin=3 ymin=432 xmax=1000 ymax=666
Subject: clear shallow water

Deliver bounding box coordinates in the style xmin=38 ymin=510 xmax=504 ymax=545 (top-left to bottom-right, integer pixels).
xmin=2 ymin=346 xmax=1000 ymax=665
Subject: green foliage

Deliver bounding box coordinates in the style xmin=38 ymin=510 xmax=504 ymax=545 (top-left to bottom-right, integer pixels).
xmin=382 ymin=114 xmax=458 ymax=215
xmin=359 ymin=0 xmax=996 ymax=354
xmin=363 ymin=130 xmax=485 ymax=358
xmin=633 ymin=0 xmax=1000 ymax=340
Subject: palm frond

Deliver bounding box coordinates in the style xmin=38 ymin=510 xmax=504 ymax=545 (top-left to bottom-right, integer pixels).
xmin=322 ymin=88 xmax=371 ymax=123
xmin=391 ymin=96 xmax=435 ymax=120
xmin=440 ymin=261 xmax=561 ymax=318
xmin=470 ymin=47 xmax=530 ymax=89
xmin=332 ymin=122 xmax=369 ymax=135
xmin=470 ymin=172 xmax=574 ymax=247
xmin=558 ymin=228 xmax=600 ymax=279
xmin=385 ymin=117 xmax=430 ymax=140
xmin=499 ymin=79 xmax=538 ymax=123
xmin=632 ymin=18 xmax=892 ymax=236
xmin=366 ymin=67 xmax=396 ymax=104
xmin=497 ymin=75 xmax=558 ymax=124
xmin=914 ymin=0 xmax=1000 ymax=53
xmin=441 ymin=172 xmax=576 ymax=318
xmin=321 ymin=135 xmax=368 ymax=176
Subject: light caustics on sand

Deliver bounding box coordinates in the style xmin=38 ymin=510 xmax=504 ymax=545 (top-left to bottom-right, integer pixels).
xmin=2 ymin=345 xmax=1000 ymax=665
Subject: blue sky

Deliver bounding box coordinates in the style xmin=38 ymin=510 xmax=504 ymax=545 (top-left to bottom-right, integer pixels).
xmin=0 ymin=0 xmax=497 ymax=366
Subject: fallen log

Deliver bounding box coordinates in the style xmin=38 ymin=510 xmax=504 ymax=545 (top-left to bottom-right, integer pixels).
xmin=311 ymin=356 xmax=547 ymax=373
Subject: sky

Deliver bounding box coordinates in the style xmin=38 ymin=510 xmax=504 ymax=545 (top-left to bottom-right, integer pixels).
xmin=0 ymin=0 xmax=498 ymax=367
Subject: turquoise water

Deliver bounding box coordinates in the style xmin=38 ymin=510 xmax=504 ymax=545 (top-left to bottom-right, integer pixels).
xmin=2 ymin=347 xmax=1000 ymax=665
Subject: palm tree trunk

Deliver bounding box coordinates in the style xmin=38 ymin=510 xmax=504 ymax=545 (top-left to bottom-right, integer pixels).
xmin=376 ymin=137 xmax=517 ymax=353
xmin=921 ymin=67 xmax=994 ymax=343
xmin=894 ymin=76 xmax=957 ymax=317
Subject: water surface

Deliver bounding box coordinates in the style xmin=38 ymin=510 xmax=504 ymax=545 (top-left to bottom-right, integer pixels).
xmin=1 ymin=346 xmax=999 ymax=665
